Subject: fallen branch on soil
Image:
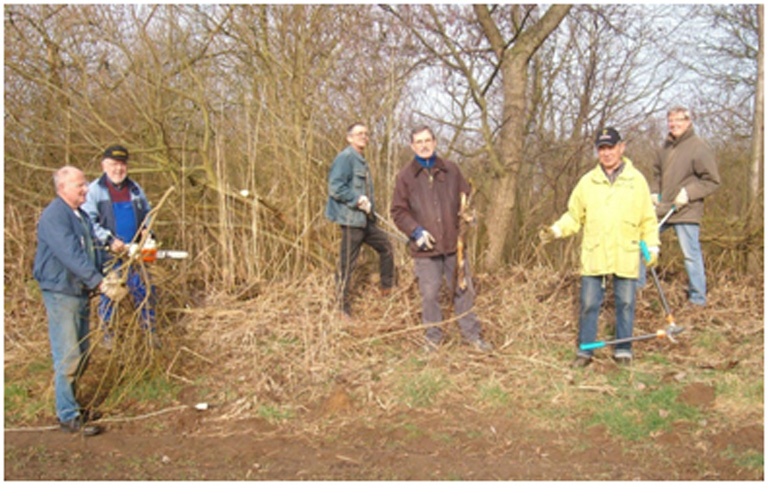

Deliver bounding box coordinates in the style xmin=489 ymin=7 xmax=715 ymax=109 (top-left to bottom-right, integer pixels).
xmin=4 ymin=405 xmax=190 ymax=432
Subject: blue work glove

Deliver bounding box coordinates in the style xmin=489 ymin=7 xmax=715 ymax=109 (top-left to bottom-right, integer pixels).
xmin=411 ymin=226 xmax=435 ymax=251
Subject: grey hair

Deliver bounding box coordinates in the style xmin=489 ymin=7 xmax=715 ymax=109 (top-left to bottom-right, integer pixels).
xmin=667 ymin=106 xmax=692 ymax=120
xmin=53 ymin=166 xmax=80 ymax=194
xmin=410 ymin=125 xmax=435 ymax=143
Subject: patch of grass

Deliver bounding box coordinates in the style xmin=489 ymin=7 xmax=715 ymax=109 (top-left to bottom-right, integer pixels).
xmin=104 ymin=373 xmax=181 ymax=410
xmin=587 ymin=381 xmax=701 ymax=441
xmin=398 ymin=369 xmax=448 ymax=408
xmin=722 ymin=445 xmax=764 ymax=470
xmin=4 ymin=357 xmax=54 ymax=424
xmin=692 ymin=329 xmax=726 ymax=352
xmin=257 ymin=404 xmax=295 ymax=423
xmin=478 ymin=378 xmax=510 ymax=408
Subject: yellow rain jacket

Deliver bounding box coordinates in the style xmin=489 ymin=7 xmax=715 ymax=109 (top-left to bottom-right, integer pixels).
xmin=554 ymin=157 xmax=660 ymax=279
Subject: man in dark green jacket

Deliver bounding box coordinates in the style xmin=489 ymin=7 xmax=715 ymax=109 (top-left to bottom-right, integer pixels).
xmin=642 ymin=107 xmax=720 ymax=307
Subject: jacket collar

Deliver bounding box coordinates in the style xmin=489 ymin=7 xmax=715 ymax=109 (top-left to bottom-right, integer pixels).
xmin=98 ymin=173 xmax=138 ymax=193
xmin=344 ymin=145 xmax=367 ymax=164
xmin=590 ymin=157 xmax=634 ymax=183
xmin=408 ymin=155 xmax=448 ymax=178
xmin=665 ymin=125 xmax=695 ymax=148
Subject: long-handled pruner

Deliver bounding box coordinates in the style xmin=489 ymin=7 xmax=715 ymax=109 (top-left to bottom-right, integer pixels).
xmin=658 ymin=205 xmax=676 ymax=227
xmin=373 ymin=210 xmax=409 ymax=244
xmin=640 ymin=240 xmax=679 ymax=330
xmin=579 ymin=324 xmax=686 ymax=351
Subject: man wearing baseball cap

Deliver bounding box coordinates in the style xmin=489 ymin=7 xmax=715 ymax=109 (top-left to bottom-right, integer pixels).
xmin=539 ymin=127 xmax=659 ymax=368
xmin=82 ymin=145 xmax=160 ymax=349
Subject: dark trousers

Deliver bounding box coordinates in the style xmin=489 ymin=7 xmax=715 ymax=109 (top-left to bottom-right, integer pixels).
xmin=337 ymin=220 xmax=394 ymax=314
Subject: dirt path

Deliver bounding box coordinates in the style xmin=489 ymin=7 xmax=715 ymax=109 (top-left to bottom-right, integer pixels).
xmin=5 ymin=400 xmax=763 ymax=480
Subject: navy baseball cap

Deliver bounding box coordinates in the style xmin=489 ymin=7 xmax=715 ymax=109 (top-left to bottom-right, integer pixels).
xmin=595 ymin=127 xmax=621 ymax=147
xmin=103 ymin=145 xmax=129 ymax=162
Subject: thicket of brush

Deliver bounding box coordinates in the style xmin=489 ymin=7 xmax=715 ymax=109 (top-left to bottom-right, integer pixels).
xmin=3 ymin=4 xmax=762 ymax=425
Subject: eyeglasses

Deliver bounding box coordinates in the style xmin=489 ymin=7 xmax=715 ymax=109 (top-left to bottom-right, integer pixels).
xmin=412 ymin=138 xmax=434 ymax=146
xmin=351 ymin=132 xmax=369 ymax=138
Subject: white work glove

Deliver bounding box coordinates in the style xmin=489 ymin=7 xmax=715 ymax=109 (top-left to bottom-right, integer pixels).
xmin=643 ymin=245 xmax=660 ymax=268
xmin=356 ymin=195 xmax=372 ymax=214
xmin=538 ymin=224 xmax=562 ymax=245
xmin=650 ymin=193 xmax=660 ymax=207
xmin=674 ymin=188 xmax=689 ymax=207
xmin=412 ymin=226 xmax=436 ymax=251
xmin=101 ymin=272 xmax=129 ymax=302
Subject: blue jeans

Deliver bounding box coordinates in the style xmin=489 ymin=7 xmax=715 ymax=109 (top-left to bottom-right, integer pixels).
xmin=98 ymin=264 xmax=157 ymax=331
xmin=638 ymin=223 xmax=706 ymax=305
xmin=413 ymin=254 xmax=481 ymax=344
xmin=42 ymin=291 xmax=91 ymax=422
xmin=577 ymin=275 xmax=636 ymax=358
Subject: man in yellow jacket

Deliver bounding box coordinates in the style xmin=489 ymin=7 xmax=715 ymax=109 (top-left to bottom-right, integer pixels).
xmin=540 ymin=127 xmax=660 ymax=368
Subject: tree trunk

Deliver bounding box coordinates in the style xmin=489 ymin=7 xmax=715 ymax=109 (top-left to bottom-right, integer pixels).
xmin=482 ymin=5 xmax=572 ymax=270
xmin=749 ymin=4 xmax=764 ymax=204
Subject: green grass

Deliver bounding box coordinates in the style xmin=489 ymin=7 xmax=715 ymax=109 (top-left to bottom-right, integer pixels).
xmin=587 ymin=378 xmax=701 ymax=441
xmin=722 ymin=445 xmax=764 ymax=470
xmin=103 ymin=373 xmax=182 ymax=410
xmin=4 ymin=357 xmax=55 ymax=424
xmin=478 ymin=379 xmax=510 ymax=408
xmin=398 ymin=368 xmax=449 ymax=408
xmin=257 ymin=404 xmax=295 ymax=423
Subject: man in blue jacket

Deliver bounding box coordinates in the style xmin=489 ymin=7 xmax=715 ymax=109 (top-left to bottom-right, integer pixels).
xmin=34 ymin=166 xmax=111 ymax=436
xmin=325 ymin=122 xmax=394 ymax=318
xmin=82 ymin=145 xmax=159 ymax=348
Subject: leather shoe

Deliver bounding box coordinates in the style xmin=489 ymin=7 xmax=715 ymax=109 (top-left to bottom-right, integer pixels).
xmin=81 ymin=409 xmax=103 ymax=422
xmin=60 ymin=417 xmax=103 ymax=437
xmin=468 ymin=339 xmax=493 ymax=352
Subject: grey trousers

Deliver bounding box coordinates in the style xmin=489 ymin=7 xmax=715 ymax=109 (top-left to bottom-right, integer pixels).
xmin=413 ymin=253 xmax=481 ymax=344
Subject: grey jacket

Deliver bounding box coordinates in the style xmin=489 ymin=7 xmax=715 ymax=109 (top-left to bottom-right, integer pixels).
xmin=33 ymin=197 xmax=103 ymax=296
xmin=651 ymin=126 xmax=720 ymax=224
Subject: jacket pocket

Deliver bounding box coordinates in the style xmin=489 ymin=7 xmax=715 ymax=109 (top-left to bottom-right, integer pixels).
xmin=353 ymin=169 xmax=367 ymax=194
xmin=581 ymin=238 xmax=604 ymax=274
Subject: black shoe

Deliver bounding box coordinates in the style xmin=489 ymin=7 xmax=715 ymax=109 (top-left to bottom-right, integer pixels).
xmin=81 ymin=409 xmax=103 ymax=423
xmin=60 ymin=417 xmax=103 ymax=437
xmin=570 ymin=355 xmax=592 ymax=368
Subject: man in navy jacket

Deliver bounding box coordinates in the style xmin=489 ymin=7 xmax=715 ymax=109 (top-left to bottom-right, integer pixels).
xmin=34 ymin=166 xmax=105 ymax=436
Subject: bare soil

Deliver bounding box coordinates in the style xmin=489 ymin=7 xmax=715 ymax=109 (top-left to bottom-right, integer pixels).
xmin=4 ymin=398 xmax=763 ymax=480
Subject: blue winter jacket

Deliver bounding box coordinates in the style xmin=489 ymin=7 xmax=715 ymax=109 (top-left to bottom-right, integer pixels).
xmin=33 ymin=197 xmax=103 ymax=296
xmin=82 ymin=174 xmax=151 ymax=264
xmin=325 ymin=145 xmax=375 ymax=228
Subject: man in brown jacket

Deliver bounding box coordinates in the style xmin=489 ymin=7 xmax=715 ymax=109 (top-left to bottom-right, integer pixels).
xmin=391 ymin=126 xmax=491 ymax=352
xmin=641 ymin=107 xmax=720 ymax=307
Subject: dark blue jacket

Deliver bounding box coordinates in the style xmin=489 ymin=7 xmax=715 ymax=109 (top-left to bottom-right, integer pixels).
xmin=82 ymin=174 xmax=151 ymax=264
xmin=33 ymin=197 xmax=103 ymax=296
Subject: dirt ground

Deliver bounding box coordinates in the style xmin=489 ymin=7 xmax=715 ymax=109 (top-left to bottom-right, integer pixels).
xmin=4 ymin=369 xmax=763 ymax=480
